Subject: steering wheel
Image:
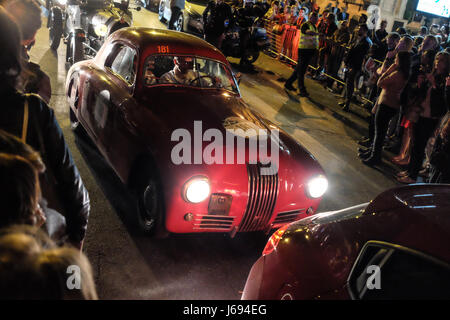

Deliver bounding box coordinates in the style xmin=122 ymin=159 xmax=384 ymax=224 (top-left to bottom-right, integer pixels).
xmin=188 ymin=75 xmax=217 ymax=86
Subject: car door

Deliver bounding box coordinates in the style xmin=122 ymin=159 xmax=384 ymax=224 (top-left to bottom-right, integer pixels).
xmin=97 ymin=42 xmax=141 ymax=178
xmin=79 ymin=42 xmax=121 ymax=145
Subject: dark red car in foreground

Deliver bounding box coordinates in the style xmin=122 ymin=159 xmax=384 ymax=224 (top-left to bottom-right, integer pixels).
xmin=242 ymin=184 xmax=450 ymax=299
xmin=65 ymin=28 xmax=327 ymax=236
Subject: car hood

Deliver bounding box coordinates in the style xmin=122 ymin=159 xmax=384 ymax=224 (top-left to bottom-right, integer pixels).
xmin=136 ymin=87 xmax=320 ymax=165
xmin=140 ymin=87 xmax=266 ymax=129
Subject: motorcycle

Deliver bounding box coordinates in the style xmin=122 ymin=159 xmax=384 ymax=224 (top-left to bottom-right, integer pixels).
xmin=221 ymin=15 xmax=270 ymax=66
xmin=48 ymin=0 xmax=140 ymax=65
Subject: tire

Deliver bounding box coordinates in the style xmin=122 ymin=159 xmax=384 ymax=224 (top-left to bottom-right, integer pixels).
xmin=68 ymin=35 xmax=84 ymax=65
xmin=240 ymin=50 xmax=260 ymax=65
xmin=158 ymin=1 xmax=166 ymax=22
xmin=174 ymin=12 xmax=183 ymax=32
xmin=136 ymin=169 xmax=168 ymax=238
xmin=49 ymin=9 xmax=63 ymax=51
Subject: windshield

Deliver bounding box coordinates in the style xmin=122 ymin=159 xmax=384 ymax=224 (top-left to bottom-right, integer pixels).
xmin=143 ymin=55 xmax=239 ymax=94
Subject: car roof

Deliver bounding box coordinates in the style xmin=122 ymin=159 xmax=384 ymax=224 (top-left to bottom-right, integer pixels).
xmin=109 ymin=27 xmax=228 ymax=63
xmin=289 ymin=184 xmax=450 ymax=262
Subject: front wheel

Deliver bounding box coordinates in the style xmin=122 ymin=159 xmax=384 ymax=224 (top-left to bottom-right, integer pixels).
xmin=68 ymin=35 xmax=84 ymax=65
xmin=240 ymin=50 xmax=260 ymax=66
xmin=49 ymin=9 xmax=63 ymax=50
xmin=136 ymin=174 xmax=168 ymax=238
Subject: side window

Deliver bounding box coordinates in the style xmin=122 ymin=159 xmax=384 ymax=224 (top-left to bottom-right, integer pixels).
xmin=348 ymin=241 xmax=450 ymax=299
xmin=109 ymin=45 xmax=137 ymax=85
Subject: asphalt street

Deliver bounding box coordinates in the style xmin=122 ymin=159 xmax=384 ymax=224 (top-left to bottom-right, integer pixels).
xmin=29 ymin=5 xmax=399 ymax=299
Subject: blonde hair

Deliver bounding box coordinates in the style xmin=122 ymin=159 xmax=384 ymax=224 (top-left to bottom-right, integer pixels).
xmin=0 ymin=226 xmax=98 ymax=300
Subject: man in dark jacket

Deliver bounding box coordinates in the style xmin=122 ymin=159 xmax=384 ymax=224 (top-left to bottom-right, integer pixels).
xmin=203 ymin=0 xmax=233 ymax=49
xmin=340 ymin=23 xmax=372 ymax=111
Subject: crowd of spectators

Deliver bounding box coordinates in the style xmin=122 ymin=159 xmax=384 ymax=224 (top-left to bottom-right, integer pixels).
xmin=0 ymin=0 xmax=448 ymax=300
xmin=0 ymin=1 xmax=96 ymax=299
xmin=262 ymin=0 xmax=450 ymax=184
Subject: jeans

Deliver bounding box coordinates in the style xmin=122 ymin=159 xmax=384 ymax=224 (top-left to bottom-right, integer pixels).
xmin=369 ymin=103 xmax=398 ymax=161
xmin=344 ymin=68 xmax=361 ymax=107
xmin=285 ymin=48 xmax=317 ymax=93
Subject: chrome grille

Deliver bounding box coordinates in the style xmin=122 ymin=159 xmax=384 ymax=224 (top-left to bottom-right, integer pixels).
xmin=239 ymin=163 xmax=279 ymax=232
xmin=193 ymin=215 xmax=235 ymax=230
xmin=273 ymin=209 xmax=305 ymax=225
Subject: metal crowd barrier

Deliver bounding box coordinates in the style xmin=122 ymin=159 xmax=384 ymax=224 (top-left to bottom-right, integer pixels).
xmin=262 ymin=18 xmax=384 ymax=106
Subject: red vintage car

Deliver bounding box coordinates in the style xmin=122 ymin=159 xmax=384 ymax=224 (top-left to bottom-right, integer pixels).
xmin=242 ymin=184 xmax=450 ymax=300
xmin=65 ymin=27 xmax=327 ymax=236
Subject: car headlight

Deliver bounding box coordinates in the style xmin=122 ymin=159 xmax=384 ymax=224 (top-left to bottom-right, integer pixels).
xmin=183 ymin=177 xmax=210 ymax=203
xmin=306 ymin=175 xmax=328 ymax=199
xmin=94 ymin=23 xmax=108 ymax=37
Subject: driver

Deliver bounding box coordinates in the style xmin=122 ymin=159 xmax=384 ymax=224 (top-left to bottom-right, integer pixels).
xmin=160 ymin=56 xmax=197 ymax=84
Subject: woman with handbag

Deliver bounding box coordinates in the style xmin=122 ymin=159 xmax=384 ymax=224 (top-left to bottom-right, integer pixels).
xmin=0 ymin=8 xmax=90 ymax=250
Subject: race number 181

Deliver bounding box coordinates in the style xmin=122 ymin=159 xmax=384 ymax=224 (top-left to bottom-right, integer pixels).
xmin=158 ymin=45 xmax=170 ymax=53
